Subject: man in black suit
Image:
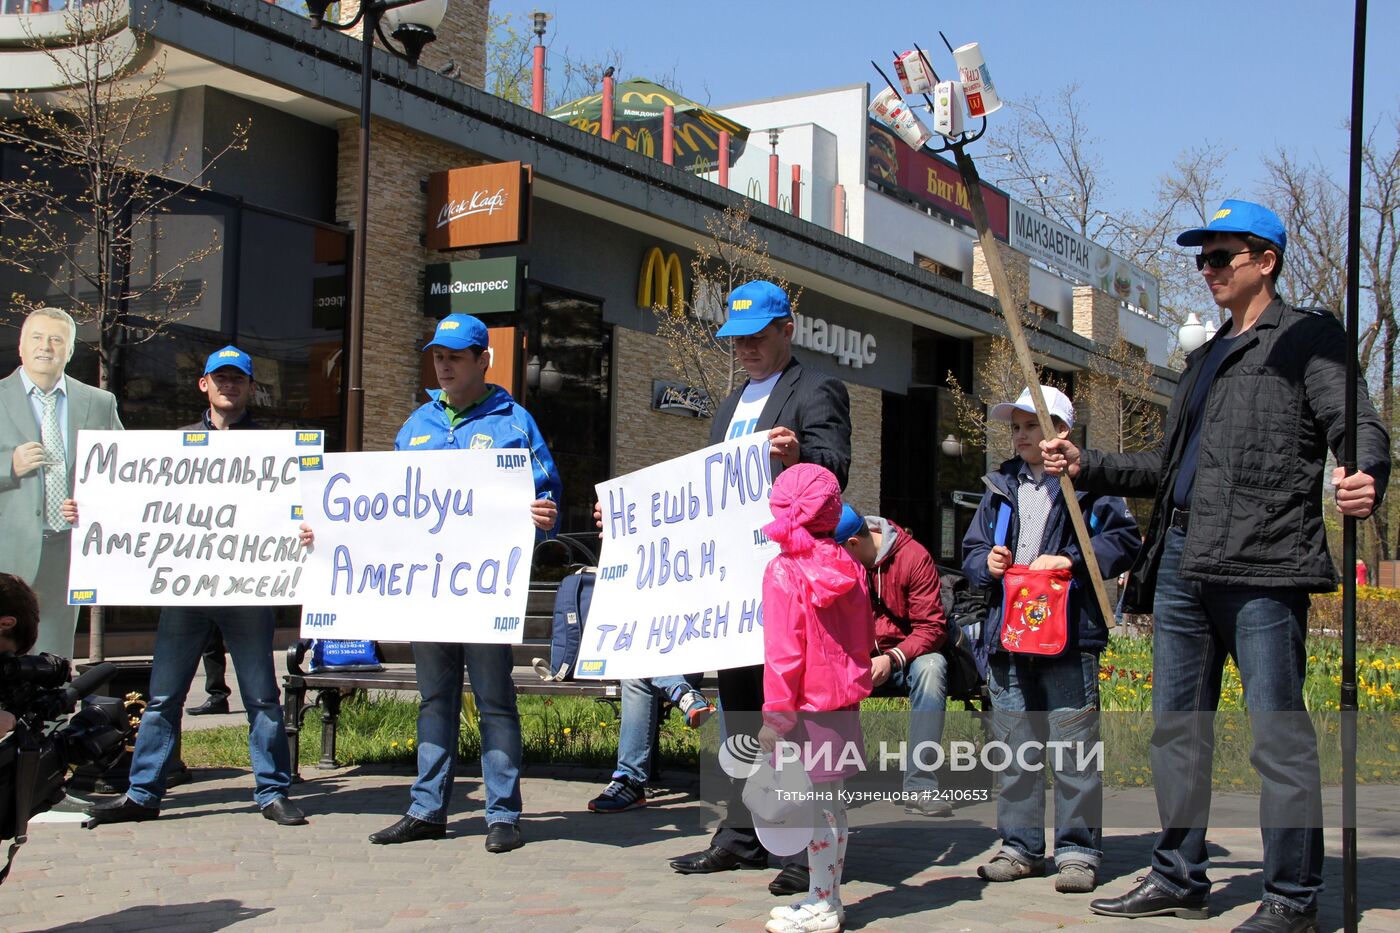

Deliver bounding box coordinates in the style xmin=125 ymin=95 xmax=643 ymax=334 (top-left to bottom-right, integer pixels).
xmin=667 ymin=280 xmax=852 ymax=896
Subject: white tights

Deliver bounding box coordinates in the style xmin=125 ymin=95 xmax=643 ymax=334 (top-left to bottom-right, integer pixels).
xmin=805 ymin=779 xmax=848 ymax=907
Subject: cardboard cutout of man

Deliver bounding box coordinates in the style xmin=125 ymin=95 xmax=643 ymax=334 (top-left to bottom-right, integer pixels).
xmin=0 ymin=308 xmax=121 ymax=658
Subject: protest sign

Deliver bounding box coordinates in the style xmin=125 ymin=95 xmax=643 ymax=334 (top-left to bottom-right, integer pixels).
xmin=576 ymin=433 xmax=779 ymax=680
xmin=298 ymin=449 xmax=537 ymax=642
xmin=67 ymin=429 xmax=320 ymax=606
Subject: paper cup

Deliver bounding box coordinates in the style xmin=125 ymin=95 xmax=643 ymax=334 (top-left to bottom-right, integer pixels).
xmin=932 ymin=80 xmax=965 ymax=138
xmin=893 ymin=49 xmax=934 ymax=95
xmin=868 ymin=86 xmax=934 ymax=150
xmin=953 ymin=42 xmax=1002 ymax=117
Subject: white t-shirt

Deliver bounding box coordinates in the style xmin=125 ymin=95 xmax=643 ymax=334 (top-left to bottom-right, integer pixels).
xmin=725 ymin=371 xmax=781 ymax=440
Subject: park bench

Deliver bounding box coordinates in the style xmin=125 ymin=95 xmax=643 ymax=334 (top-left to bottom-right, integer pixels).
xmin=280 ymin=535 xmax=632 ymax=781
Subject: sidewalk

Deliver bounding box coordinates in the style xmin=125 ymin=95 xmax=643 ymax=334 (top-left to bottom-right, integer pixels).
xmin=9 ymin=764 xmax=1400 ymax=932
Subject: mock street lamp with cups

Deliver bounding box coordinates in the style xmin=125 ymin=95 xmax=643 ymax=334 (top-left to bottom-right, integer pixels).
xmin=863 ymin=32 xmax=1118 ymax=626
xmin=304 ymin=0 xmax=447 ymax=451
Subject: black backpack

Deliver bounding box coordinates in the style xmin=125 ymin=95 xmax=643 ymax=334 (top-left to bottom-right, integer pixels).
xmin=938 ymin=566 xmax=990 ymax=709
xmin=532 ymin=568 xmax=595 ymax=682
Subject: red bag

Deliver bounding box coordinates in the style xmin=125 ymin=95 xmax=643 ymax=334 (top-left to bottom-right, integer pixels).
xmin=1000 ymin=566 xmax=1073 ymax=655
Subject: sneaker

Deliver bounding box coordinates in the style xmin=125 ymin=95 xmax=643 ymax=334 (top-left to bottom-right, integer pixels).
xmin=677 ymin=689 xmax=714 ymax=729
xmin=770 ymin=900 xmax=846 ymax=924
xmin=977 ymin=853 xmax=1045 ymax=882
xmin=588 ymin=777 xmax=647 ymax=813
xmin=1055 ymin=862 xmax=1097 ymax=893
xmin=765 ymin=902 xmax=843 ymax=933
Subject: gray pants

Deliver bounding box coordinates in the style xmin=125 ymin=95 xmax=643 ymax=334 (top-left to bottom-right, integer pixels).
xmin=30 ymin=531 xmax=80 ymax=658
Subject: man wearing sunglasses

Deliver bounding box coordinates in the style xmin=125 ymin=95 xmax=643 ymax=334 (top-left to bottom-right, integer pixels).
xmin=1041 ymin=200 xmax=1389 ymax=933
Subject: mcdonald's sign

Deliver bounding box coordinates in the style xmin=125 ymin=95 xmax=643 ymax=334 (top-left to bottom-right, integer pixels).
xmin=637 ymin=247 xmax=684 ymax=314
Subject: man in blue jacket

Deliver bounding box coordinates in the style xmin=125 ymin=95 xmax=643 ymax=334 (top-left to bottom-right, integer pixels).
xmin=962 ymin=386 xmax=1140 ymax=896
xmin=368 ymin=313 xmax=561 ymax=854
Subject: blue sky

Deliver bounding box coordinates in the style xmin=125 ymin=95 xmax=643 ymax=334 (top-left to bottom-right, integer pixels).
xmin=490 ymin=1 xmax=1398 ymax=224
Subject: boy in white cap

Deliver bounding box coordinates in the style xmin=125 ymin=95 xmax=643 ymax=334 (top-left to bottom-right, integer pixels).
xmin=961 ymin=385 xmax=1139 ymax=895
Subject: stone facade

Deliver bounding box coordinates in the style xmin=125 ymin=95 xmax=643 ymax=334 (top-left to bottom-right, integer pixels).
xmin=611 ymin=329 xmax=881 ymax=506
xmin=1072 ymin=284 xmax=1120 ymax=344
xmin=612 ymin=327 xmax=709 ymax=477
xmin=336 ymin=119 xmax=481 ymax=451
xmin=331 ymin=0 xmax=488 ymax=86
xmin=331 ymin=3 xmax=490 ymax=450
xmin=845 ymin=382 xmax=881 ymax=511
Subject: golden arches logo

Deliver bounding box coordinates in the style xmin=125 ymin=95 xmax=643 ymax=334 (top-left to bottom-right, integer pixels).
xmin=637 ymin=247 xmax=684 ymax=315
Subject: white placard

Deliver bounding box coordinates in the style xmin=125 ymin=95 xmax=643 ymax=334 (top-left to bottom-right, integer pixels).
xmin=298 ymin=449 xmax=536 ymax=642
xmin=576 ymin=434 xmax=780 ymax=680
xmin=67 ymin=429 xmax=322 ymax=606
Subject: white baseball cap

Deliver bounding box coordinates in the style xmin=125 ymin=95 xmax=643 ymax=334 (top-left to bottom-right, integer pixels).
xmin=989 ymin=386 xmax=1075 ymax=429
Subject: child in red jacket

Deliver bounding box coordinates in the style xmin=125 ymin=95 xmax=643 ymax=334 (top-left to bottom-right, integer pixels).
xmin=758 ymin=464 xmax=875 ymax=933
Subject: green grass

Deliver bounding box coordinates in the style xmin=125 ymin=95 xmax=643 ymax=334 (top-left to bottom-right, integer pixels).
xmin=182 ymin=635 xmax=1400 ymax=792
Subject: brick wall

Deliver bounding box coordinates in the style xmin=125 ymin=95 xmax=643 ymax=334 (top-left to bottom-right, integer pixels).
xmin=331 ymin=0 xmax=487 ymax=87
xmin=612 ymin=329 xmax=881 ymax=507
xmin=845 ymin=382 xmax=881 ymax=511
xmin=335 ymin=120 xmax=481 ymax=450
xmin=612 ymin=327 xmax=709 ymax=476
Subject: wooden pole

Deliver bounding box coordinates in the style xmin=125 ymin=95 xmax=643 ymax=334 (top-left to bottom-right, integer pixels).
xmin=951 ymin=146 xmax=1117 ymax=626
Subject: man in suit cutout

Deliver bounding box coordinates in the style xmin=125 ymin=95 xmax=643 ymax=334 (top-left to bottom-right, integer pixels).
xmin=667 ymin=280 xmax=852 ymax=898
xmin=0 ymin=307 xmax=121 ymax=658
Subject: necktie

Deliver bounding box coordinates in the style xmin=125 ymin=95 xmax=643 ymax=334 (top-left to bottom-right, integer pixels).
xmin=37 ymin=389 xmax=66 ymax=531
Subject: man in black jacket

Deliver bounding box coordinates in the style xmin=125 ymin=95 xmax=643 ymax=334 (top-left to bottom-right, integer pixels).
xmin=666 ymin=280 xmax=852 ymax=897
xmin=1042 ymin=201 xmax=1389 ymax=933
xmin=86 ymin=346 xmax=305 ymax=828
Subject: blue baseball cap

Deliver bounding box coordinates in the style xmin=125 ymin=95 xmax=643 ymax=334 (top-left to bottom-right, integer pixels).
xmin=715 ymin=280 xmax=793 ymax=337
xmin=835 ymin=504 xmax=866 ymax=544
xmin=1176 ymin=199 xmax=1287 ymax=253
xmin=203 ymin=345 xmax=253 ymax=378
xmin=422 ymin=313 xmax=490 ymax=351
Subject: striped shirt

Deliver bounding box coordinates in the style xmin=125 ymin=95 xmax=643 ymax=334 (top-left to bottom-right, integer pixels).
xmin=1014 ymin=463 xmax=1061 ymax=563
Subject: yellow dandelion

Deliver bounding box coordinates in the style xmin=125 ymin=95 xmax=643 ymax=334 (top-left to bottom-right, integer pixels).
xmin=563 ymin=727 xmax=572 ymax=736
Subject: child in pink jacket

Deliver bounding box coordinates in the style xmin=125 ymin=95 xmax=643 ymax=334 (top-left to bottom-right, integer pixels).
xmin=758 ymin=463 xmax=875 ymax=933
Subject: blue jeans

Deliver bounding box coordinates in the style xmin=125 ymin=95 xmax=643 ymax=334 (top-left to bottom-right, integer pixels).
xmin=127 ymin=606 xmax=290 ymax=809
xmin=409 ymin=642 xmax=522 ymax=826
xmin=987 ymin=650 xmax=1102 ymax=868
xmin=1147 ymin=527 xmax=1322 ymax=913
xmin=885 ymin=652 xmax=948 ymax=793
xmin=614 ymin=675 xmax=695 ymax=784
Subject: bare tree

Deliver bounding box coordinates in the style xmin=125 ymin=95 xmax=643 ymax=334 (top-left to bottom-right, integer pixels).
xmin=649 ymin=203 xmax=798 ymax=409
xmin=1262 ymin=110 xmax=1399 ymax=565
xmin=985 ymin=83 xmax=1103 ymax=235
xmin=0 ymin=0 xmax=248 ymax=391
xmin=985 ymin=85 xmax=1230 ymax=345
xmin=484 ymin=12 xmax=689 ymax=113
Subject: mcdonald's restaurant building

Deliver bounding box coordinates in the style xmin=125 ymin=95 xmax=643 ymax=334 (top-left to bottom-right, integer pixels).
xmin=0 ymin=0 xmax=1177 ymax=623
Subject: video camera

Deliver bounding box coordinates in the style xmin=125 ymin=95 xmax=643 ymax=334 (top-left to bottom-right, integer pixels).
xmin=0 ymin=652 xmax=130 ymax=882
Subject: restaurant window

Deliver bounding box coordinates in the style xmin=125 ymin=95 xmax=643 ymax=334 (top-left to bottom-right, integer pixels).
xmin=515 ymin=283 xmax=612 ymax=537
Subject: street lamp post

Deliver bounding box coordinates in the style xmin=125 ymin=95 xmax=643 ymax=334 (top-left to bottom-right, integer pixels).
xmin=305 ymin=0 xmax=447 ymax=452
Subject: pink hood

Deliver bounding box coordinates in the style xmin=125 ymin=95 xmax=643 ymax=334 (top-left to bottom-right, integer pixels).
xmin=761 ymin=465 xmax=875 ymax=731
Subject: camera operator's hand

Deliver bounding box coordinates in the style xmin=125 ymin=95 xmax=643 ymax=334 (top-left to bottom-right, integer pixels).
xmin=0 ymin=710 xmax=14 ymax=736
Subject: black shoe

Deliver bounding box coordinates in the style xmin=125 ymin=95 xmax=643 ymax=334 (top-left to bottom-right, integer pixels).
xmin=260 ymin=796 xmax=307 ymax=826
xmin=1231 ymin=901 xmax=1319 ymax=933
xmin=1089 ymin=876 xmax=1209 ymax=920
xmin=369 ymin=815 xmax=446 ymax=845
xmin=904 ymin=796 xmax=955 ymax=818
xmin=768 ymin=864 xmax=810 ymax=896
xmin=484 ymin=822 xmax=523 ymax=853
xmin=84 ymin=795 xmax=159 ymax=826
xmin=165 ymin=762 xmax=194 ymax=788
xmin=187 ymin=697 xmax=230 ymax=716
xmin=669 ymin=845 xmax=767 ymax=874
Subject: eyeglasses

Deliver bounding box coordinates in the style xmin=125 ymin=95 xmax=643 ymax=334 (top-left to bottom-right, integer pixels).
xmin=1195 ymin=249 xmax=1254 ymax=271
